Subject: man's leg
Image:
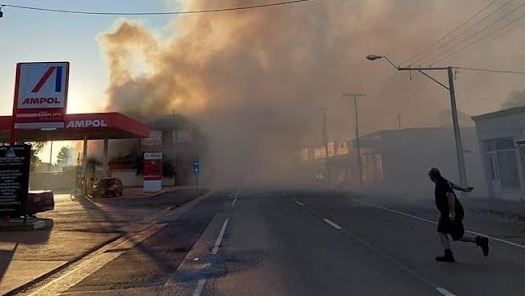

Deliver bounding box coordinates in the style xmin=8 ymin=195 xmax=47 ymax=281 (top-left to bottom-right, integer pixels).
xmin=439 ymin=232 xmax=451 ymax=249
xmin=436 ymin=232 xmax=455 ymax=262
xmin=458 ymin=236 xmax=475 ymax=243
xmin=459 ymin=235 xmax=489 ymax=257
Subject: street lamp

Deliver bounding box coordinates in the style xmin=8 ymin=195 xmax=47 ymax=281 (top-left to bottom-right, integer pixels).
xmin=366 ymin=54 xmax=468 ymax=191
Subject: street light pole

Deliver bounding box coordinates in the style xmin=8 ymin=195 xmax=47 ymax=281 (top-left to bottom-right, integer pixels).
xmin=366 ymin=55 xmax=468 ymax=189
xmin=343 ymin=93 xmax=366 ymax=188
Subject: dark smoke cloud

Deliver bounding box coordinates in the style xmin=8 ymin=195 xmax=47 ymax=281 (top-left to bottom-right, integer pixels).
xmin=97 ymin=0 xmax=525 ymax=187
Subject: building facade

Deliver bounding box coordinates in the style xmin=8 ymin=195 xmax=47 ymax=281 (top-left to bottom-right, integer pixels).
xmin=358 ymin=127 xmax=485 ymax=196
xmin=473 ymin=106 xmax=525 ymax=201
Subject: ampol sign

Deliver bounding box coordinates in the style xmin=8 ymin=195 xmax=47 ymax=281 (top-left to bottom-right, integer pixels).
xmin=13 ymin=62 xmax=70 ymax=129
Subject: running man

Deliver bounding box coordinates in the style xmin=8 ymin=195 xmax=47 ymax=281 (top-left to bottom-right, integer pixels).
xmin=428 ymin=167 xmax=489 ymax=262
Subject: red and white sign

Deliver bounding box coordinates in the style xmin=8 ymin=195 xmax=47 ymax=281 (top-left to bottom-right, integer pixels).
xmin=143 ymin=152 xmax=162 ymax=181
xmin=66 ymin=119 xmax=108 ymax=128
xmin=143 ymin=152 xmax=162 ymax=192
xmin=13 ymin=62 xmax=70 ymax=129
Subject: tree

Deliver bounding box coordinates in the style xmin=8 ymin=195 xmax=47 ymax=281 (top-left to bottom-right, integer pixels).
xmin=28 ymin=141 xmax=45 ymax=171
xmin=56 ymin=146 xmax=73 ymax=167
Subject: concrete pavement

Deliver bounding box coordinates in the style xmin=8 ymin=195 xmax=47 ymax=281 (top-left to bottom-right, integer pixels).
xmin=0 ymin=186 xmax=207 ymax=296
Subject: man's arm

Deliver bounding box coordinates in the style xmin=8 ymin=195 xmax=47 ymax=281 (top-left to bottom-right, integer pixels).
xmin=450 ymin=182 xmax=474 ymax=192
xmin=446 ymin=192 xmax=456 ymax=220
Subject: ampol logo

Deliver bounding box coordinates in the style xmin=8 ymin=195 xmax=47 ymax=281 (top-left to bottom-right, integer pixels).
xmin=66 ymin=119 xmax=108 ymax=128
xmin=21 ymin=66 xmax=65 ymax=106
xmin=31 ymin=66 xmax=64 ymax=93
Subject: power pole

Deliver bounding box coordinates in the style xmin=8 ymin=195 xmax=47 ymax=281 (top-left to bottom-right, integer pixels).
xmin=173 ymin=111 xmax=179 ymax=186
xmin=366 ymin=55 xmax=468 ymax=191
xmin=343 ymin=93 xmax=366 ymax=188
xmin=322 ymin=108 xmax=330 ymax=185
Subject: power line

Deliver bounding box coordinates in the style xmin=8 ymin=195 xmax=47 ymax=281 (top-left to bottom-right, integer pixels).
xmin=0 ymin=0 xmax=318 ymax=16
xmin=430 ymin=0 xmax=525 ymax=65
xmin=403 ymin=0 xmax=500 ymax=66
xmin=413 ymin=0 xmax=519 ymax=66
xmin=433 ymin=5 xmax=525 ymax=65
xmin=456 ymin=66 xmax=525 ymax=75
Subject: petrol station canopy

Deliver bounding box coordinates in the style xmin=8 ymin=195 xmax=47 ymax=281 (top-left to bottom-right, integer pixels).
xmin=0 ymin=112 xmax=150 ymax=142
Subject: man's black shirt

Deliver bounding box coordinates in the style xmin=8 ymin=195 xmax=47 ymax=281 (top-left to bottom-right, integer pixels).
xmin=434 ymin=177 xmax=464 ymax=216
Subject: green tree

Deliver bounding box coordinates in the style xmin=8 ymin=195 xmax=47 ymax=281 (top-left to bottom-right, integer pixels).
xmin=56 ymin=146 xmax=73 ymax=167
xmin=28 ymin=141 xmax=45 ymax=171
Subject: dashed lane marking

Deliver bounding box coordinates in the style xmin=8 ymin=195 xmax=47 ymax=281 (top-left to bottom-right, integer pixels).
xmin=193 ymin=218 xmax=230 ymax=296
xmin=231 ymin=190 xmax=240 ymax=208
xmin=437 ymin=287 xmax=457 ymax=296
xmin=323 ymin=218 xmax=342 ymax=230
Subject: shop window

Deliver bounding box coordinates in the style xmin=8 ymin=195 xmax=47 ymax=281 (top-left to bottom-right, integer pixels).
xmin=496 ymin=137 xmax=515 ymax=150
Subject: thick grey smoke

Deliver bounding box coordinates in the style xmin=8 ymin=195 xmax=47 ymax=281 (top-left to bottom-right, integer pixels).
xmin=97 ymin=0 xmax=525 ymax=188
xmin=501 ymin=89 xmax=525 ymax=109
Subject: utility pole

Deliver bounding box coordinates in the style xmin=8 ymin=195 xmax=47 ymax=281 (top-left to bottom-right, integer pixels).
xmin=343 ymin=93 xmax=366 ymax=189
xmin=48 ymin=141 xmax=53 ymax=172
xmin=322 ymin=108 xmax=330 ymax=185
xmin=366 ymin=55 xmax=468 ymax=192
xmin=173 ymin=111 xmax=179 ymax=186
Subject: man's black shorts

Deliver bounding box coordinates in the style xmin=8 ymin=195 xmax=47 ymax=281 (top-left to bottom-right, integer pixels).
xmin=437 ymin=215 xmax=464 ymax=240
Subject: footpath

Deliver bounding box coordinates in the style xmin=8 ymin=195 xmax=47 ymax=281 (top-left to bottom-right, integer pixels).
xmin=360 ymin=188 xmax=525 ymax=221
xmin=0 ymin=186 xmax=207 ymax=296
xmin=462 ymin=195 xmax=525 ymax=221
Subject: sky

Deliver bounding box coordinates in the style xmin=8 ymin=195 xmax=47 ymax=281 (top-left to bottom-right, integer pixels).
xmin=0 ymin=0 xmax=178 ymax=162
xmin=1 ymin=0 xmax=525 ymax=184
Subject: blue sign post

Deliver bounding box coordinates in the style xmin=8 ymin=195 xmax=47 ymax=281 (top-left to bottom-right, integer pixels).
xmin=193 ymin=159 xmax=200 ymax=188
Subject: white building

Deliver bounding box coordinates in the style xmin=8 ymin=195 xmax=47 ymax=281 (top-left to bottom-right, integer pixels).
xmin=473 ymin=106 xmax=525 ymax=201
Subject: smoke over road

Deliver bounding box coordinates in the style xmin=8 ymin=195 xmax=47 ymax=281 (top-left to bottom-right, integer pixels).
xmin=97 ymin=0 xmax=525 ymax=188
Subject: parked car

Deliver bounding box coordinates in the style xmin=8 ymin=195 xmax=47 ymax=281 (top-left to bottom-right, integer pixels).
xmin=26 ymin=190 xmax=55 ymax=215
xmin=7 ymin=190 xmax=55 ymax=218
xmin=90 ymin=177 xmax=123 ymax=197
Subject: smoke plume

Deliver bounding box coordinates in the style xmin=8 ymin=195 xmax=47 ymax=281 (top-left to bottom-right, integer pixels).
xmin=97 ymin=0 xmax=525 ymax=188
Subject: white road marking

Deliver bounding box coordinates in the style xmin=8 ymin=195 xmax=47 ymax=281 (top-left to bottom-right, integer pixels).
xmin=282 ymin=192 xmax=288 ymax=196
xmin=193 ymin=218 xmax=230 ymax=296
xmin=28 ymin=224 xmax=166 ymax=296
xmin=193 ymin=279 xmax=206 ymax=296
xmin=323 ymin=218 xmax=342 ymax=230
xmin=437 ymin=287 xmax=457 ymax=296
xmin=30 ymin=252 xmax=123 ymax=296
xmin=295 ymin=200 xmax=304 ymax=207
xmin=212 ymin=219 xmax=230 ymax=254
xmin=231 ymin=190 xmax=240 ymax=207
xmin=355 ymin=199 xmax=525 ymax=250
xmin=355 ymin=200 xmax=436 ymax=224
xmin=296 ymin=200 xmax=439 ymax=289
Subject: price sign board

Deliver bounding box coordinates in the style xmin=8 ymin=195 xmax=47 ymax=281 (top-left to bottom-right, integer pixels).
xmin=0 ymin=145 xmax=31 ymax=216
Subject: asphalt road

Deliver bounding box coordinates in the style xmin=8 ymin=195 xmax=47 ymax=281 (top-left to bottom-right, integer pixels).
xmin=19 ymin=189 xmax=525 ymax=295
